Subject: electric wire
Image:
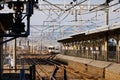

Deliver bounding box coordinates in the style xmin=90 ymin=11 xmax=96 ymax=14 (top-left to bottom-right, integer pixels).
xmin=80 ymin=2 xmax=120 ymax=15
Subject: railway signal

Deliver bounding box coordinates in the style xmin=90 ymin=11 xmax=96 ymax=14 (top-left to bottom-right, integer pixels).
xmin=0 ymin=0 xmax=38 ymax=37
xmin=12 ymin=1 xmax=25 ymax=34
xmin=13 ymin=1 xmax=24 ymax=12
xmin=106 ymin=0 xmax=114 ymax=4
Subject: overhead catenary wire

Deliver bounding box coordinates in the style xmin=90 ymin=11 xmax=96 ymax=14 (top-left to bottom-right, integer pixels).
xmin=65 ymin=0 xmax=88 ymax=11
xmin=113 ymin=6 xmax=120 ymax=12
xmin=39 ymin=10 xmax=72 ymax=32
xmin=58 ymin=10 xmax=72 ymax=23
xmin=80 ymin=2 xmax=120 ymax=15
xmin=30 ymin=0 xmax=120 ymax=41
xmin=35 ymin=3 xmax=71 ymax=31
xmin=43 ymin=0 xmax=64 ymax=11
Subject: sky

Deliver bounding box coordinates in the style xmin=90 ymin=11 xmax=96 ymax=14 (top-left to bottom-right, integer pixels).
xmin=31 ymin=0 xmax=105 ymax=25
xmin=31 ymin=0 xmax=120 ymax=26
xmin=27 ymin=0 xmax=120 ymax=47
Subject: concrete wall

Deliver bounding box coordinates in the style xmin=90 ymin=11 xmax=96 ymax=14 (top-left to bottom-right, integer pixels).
xmin=55 ymin=54 xmax=120 ymax=80
xmin=105 ymin=63 xmax=120 ymax=80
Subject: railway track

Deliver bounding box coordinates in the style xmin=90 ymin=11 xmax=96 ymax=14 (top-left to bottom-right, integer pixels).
xmin=20 ymin=54 xmax=102 ymax=80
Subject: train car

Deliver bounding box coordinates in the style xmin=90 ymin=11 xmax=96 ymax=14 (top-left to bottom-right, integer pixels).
xmin=48 ymin=46 xmax=55 ymax=53
xmin=48 ymin=46 xmax=60 ymax=54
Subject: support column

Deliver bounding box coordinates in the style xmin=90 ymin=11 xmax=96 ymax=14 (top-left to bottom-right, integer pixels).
xmin=90 ymin=41 xmax=94 ymax=59
xmin=87 ymin=42 xmax=91 ymax=59
xmin=104 ymin=9 xmax=109 ymax=61
xmin=13 ymin=39 xmax=17 ymax=71
xmin=101 ymin=41 xmax=105 ymax=60
xmin=116 ymin=39 xmax=120 ymax=63
xmin=95 ymin=41 xmax=99 ymax=60
xmin=0 ymin=37 xmax=3 ymax=79
xmin=93 ymin=43 xmax=96 ymax=60
xmin=79 ymin=42 xmax=82 ymax=56
xmin=104 ymin=37 xmax=108 ymax=61
xmin=86 ymin=44 xmax=89 ymax=59
xmin=101 ymin=36 xmax=108 ymax=61
xmin=61 ymin=43 xmax=64 ymax=54
xmin=105 ymin=10 xmax=109 ymax=25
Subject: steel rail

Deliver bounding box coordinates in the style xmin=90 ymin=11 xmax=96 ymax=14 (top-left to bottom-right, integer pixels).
xmin=23 ymin=56 xmax=49 ymax=80
xmin=22 ymin=54 xmax=100 ymax=79
xmin=45 ymin=58 xmax=99 ymax=79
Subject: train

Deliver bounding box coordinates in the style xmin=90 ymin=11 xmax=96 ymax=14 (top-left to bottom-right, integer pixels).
xmin=47 ymin=46 xmax=60 ymax=54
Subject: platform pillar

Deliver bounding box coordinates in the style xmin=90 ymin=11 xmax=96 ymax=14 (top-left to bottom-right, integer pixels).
xmin=0 ymin=38 xmax=3 ymax=79
xmin=30 ymin=65 xmax=36 ymax=80
xmin=102 ymin=37 xmax=108 ymax=61
xmin=105 ymin=37 xmax=108 ymax=61
xmin=13 ymin=39 xmax=17 ymax=71
xmin=101 ymin=42 xmax=105 ymax=60
xmin=116 ymin=39 xmax=120 ymax=63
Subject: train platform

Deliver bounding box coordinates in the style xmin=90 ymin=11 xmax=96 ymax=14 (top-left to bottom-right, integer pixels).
xmin=55 ymin=54 xmax=120 ymax=80
xmin=2 ymin=65 xmax=31 ymax=80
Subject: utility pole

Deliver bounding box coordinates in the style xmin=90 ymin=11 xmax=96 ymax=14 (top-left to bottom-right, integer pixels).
xmin=27 ymin=40 xmax=30 ymax=54
xmin=0 ymin=37 xmax=3 ymax=79
xmin=74 ymin=8 xmax=78 ymax=33
xmin=13 ymin=39 xmax=17 ymax=71
xmin=40 ymin=31 xmax=43 ymax=53
xmin=64 ymin=0 xmax=66 ymax=8
xmin=61 ymin=26 xmax=64 ymax=38
xmin=105 ymin=10 xmax=109 ymax=25
xmin=104 ymin=8 xmax=109 ymax=61
xmin=73 ymin=0 xmax=78 ymax=33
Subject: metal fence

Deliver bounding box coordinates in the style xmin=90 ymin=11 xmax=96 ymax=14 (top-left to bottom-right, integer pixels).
xmin=62 ymin=50 xmax=117 ymax=62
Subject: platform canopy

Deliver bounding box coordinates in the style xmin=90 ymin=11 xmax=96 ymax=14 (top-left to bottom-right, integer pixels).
xmin=57 ymin=23 xmax=120 ymax=43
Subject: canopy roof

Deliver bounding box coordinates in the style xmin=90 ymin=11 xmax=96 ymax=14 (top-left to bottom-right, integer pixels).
xmin=57 ymin=23 xmax=120 ymax=43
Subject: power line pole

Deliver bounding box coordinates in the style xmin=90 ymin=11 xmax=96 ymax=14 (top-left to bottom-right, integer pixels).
xmin=13 ymin=39 xmax=17 ymax=71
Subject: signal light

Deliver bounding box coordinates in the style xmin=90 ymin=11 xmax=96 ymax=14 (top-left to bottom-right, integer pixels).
xmin=0 ymin=4 xmax=4 ymax=10
xmin=13 ymin=1 xmax=24 ymax=12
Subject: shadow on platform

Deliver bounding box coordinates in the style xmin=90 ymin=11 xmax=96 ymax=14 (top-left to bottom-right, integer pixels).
xmin=2 ymin=73 xmax=30 ymax=80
